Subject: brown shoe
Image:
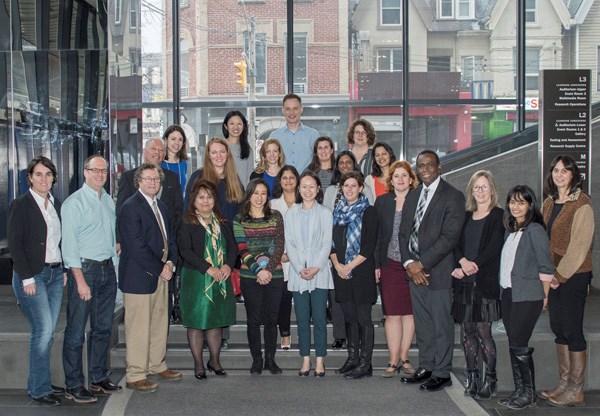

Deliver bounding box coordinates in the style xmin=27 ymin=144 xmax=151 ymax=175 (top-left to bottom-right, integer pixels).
xmin=541 ymin=344 xmax=570 ymax=401
xmin=154 ymin=369 xmax=183 ymax=381
xmin=125 ymin=379 xmax=158 ymax=393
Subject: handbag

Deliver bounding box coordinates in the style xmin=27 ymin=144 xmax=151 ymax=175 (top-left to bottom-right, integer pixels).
xmin=230 ymin=268 xmax=241 ymax=296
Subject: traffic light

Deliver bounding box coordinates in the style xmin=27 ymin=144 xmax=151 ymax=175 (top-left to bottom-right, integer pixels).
xmin=234 ymin=59 xmax=248 ymax=89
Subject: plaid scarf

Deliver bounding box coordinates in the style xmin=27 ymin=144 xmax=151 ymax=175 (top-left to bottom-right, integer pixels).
xmin=199 ymin=214 xmax=226 ymax=302
xmin=332 ymin=193 xmax=370 ymax=264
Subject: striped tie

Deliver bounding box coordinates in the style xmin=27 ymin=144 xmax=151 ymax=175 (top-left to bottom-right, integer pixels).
xmin=409 ymin=188 xmax=429 ymax=258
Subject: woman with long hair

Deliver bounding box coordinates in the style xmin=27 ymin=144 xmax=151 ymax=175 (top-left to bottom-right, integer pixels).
xmin=222 ymin=110 xmax=254 ymax=186
xmin=178 ymin=180 xmax=238 ymax=379
xmin=347 ymin=119 xmax=376 ymax=177
xmin=161 ymin=124 xmax=189 ymax=194
xmin=365 ymin=142 xmax=396 ymax=199
xmin=233 ymin=179 xmax=285 ymax=374
xmin=250 ymin=138 xmax=286 ymax=197
xmin=305 ymin=136 xmax=336 ymax=188
xmin=323 ymin=151 xmax=375 ymax=211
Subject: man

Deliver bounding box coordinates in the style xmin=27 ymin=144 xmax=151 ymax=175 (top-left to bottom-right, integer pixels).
xmin=398 ymin=150 xmax=465 ymax=392
xmin=61 ymin=155 xmax=121 ymax=403
xmin=118 ymin=163 xmax=181 ymax=393
xmin=271 ymin=93 xmax=319 ymax=171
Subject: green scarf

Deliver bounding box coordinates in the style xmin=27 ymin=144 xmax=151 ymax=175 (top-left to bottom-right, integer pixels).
xmin=199 ymin=214 xmax=227 ymax=303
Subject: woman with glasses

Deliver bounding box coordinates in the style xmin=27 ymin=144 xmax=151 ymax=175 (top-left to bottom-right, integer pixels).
xmin=347 ymin=119 xmax=376 ymax=178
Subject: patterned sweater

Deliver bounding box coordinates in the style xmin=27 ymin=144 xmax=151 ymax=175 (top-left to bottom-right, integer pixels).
xmin=233 ymin=210 xmax=285 ymax=279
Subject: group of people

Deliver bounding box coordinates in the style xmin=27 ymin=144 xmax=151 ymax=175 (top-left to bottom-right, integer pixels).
xmin=8 ymin=92 xmax=594 ymax=411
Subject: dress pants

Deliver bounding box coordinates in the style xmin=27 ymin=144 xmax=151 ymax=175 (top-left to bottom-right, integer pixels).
xmin=293 ymin=289 xmax=328 ymax=357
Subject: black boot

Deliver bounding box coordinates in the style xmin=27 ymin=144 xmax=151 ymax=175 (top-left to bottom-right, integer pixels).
xmin=336 ymin=323 xmax=359 ymax=374
xmin=506 ymin=347 xmax=536 ymax=409
xmin=464 ymin=370 xmax=479 ymax=397
xmin=264 ymin=354 xmax=283 ymax=374
xmin=344 ymin=324 xmax=373 ymax=379
xmin=475 ymin=372 xmax=497 ymax=400
xmin=250 ymin=354 xmax=263 ymax=375
xmin=499 ymin=348 xmax=522 ymax=406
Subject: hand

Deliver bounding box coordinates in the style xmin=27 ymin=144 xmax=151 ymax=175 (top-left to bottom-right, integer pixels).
xmin=405 ymin=261 xmax=429 ymax=286
xmin=257 ymin=269 xmax=272 ymax=285
xmin=281 ymin=253 xmax=289 ymax=263
xmin=116 ymin=243 xmax=122 ymax=257
xmin=220 ymin=265 xmax=232 ymax=280
xmin=550 ymin=277 xmax=560 ymax=289
xmin=23 ymin=282 xmax=36 ymax=297
xmin=543 ymin=297 xmax=549 ymax=311
xmin=451 ymin=268 xmax=465 ymax=279
xmin=375 ymin=269 xmax=381 ymax=283
xmin=207 ymin=266 xmax=222 ymax=281
xmin=337 ymin=264 xmax=353 ymax=279
xmin=300 ymin=267 xmax=319 ymax=280
xmin=459 ymin=258 xmax=478 ymax=276
xmin=159 ymin=262 xmax=174 ymax=281
xmin=77 ymin=280 xmax=92 ymax=301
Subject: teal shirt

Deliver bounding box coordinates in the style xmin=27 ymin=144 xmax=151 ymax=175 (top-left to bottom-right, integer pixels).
xmin=61 ymin=183 xmax=117 ymax=269
xmin=271 ymin=123 xmax=319 ymax=171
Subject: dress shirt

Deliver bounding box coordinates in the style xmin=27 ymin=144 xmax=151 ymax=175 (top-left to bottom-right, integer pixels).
xmin=139 ymin=191 xmax=167 ymax=237
xmin=500 ymin=230 xmax=523 ymax=289
xmin=271 ymin=122 xmax=319 ymax=171
xmin=29 ymin=188 xmax=62 ymax=263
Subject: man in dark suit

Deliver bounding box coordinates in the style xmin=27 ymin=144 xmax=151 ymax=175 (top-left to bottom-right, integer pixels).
xmin=118 ymin=163 xmax=181 ymax=393
xmin=399 ymin=150 xmax=465 ymax=392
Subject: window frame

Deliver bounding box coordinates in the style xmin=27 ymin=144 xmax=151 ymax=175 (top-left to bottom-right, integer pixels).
xmin=525 ymin=0 xmax=537 ymax=24
xmin=439 ymin=0 xmax=454 ymax=19
xmin=129 ymin=0 xmax=138 ymax=30
xmin=380 ymin=0 xmax=402 ymax=26
xmin=377 ymin=48 xmax=403 ymax=72
xmin=115 ymin=0 xmax=122 ymax=24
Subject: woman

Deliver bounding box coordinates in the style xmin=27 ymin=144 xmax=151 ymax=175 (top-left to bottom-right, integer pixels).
xmin=374 ymin=161 xmax=418 ymax=378
xmin=8 ymin=156 xmax=66 ymax=406
xmin=233 ymin=179 xmax=285 ymax=374
xmin=285 ymin=172 xmax=334 ymax=377
xmin=541 ymin=155 xmax=594 ymax=408
xmin=250 ymin=138 xmax=285 ymax=197
xmin=365 ymin=142 xmax=397 ymax=199
xmin=450 ymin=171 xmax=504 ymax=399
xmin=222 ymin=110 xmax=254 ymax=186
xmin=161 ymin=124 xmax=189 ymax=194
xmin=347 ymin=119 xmax=376 ymax=177
xmin=178 ymin=180 xmax=238 ymax=379
xmin=331 ymin=171 xmax=378 ymax=379
xmin=498 ymin=185 xmax=554 ymax=410
xmin=305 ymin=136 xmax=335 ymax=188
xmin=271 ymin=165 xmax=301 ymax=350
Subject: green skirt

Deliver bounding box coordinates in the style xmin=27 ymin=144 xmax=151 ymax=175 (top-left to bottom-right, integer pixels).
xmin=180 ymin=267 xmax=236 ymax=330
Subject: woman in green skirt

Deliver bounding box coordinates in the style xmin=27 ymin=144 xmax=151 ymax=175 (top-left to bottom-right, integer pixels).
xmin=178 ymin=179 xmax=238 ymax=379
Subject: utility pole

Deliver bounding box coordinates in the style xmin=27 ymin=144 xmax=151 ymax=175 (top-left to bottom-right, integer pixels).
xmin=246 ymin=17 xmax=257 ymax=162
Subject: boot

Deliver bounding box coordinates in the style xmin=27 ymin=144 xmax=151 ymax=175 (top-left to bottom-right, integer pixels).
xmin=464 ymin=369 xmax=479 ymax=397
xmin=474 ymin=372 xmax=497 ymax=400
xmin=264 ymin=354 xmax=283 ymax=374
xmin=344 ymin=324 xmax=373 ymax=379
xmin=250 ymin=355 xmax=263 ymax=375
xmin=506 ymin=347 xmax=537 ymax=410
xmin=498 ymin=348 xmax=522 ymax=407
xmin=336 ymin=323 xmax=359 ymax=374
xmin=548 ymin=350 xmax=586 ymax=407
xmin=540 ymin=344 xmax=569 ymax=401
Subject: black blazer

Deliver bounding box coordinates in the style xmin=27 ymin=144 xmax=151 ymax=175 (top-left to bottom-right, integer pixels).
xmin=8 ymin=192 xmax=63 ymax=280
xmin=453 ymin=207 xmax=504 ymax=300
xmin=398 ymin=179 xmax=465 ymax=290
xmin=177 ymin=220 xmax=238 ymax=273
xmin=374 ymin=191 xmax=410 ymax=268
xmin=116 ymin=168 xmax=183 ymax=242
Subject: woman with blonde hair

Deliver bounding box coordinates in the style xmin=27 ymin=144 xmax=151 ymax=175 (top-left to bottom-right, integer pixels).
xmin=250 ymin=138 xmax=286 ymax=197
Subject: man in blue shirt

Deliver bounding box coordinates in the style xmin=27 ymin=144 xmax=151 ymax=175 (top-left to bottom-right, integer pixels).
xmin=61 ymin=155 xmax=121 ymax=403
xmin=271 ymin=93 xmax=319 ymax=171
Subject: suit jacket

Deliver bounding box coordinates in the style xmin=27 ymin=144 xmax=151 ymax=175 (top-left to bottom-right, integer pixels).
xmin=116 ymin=168 xmax=183 ymax=242
xmin=177 ymin=220 xmax=238 ymax=273
xmin=8 ymin=191 xmax=63 ymax=280
xmin=374 ymin=191 xmax=407 ymax=268
xmin=398 ymin=179 xmax=465 ymax=290
xmin=118 ymin=191 xmax=178 ymax=294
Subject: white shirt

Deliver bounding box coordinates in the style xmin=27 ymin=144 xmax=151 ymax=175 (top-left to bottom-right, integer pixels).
xmin=140 ymin=191 xmax=167 ymax=236
xmin=500 ymin=230 xmax=524 ymax=289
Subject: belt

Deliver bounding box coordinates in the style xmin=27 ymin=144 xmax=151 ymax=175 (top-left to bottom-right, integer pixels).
xmin=81 ymin=258 xmax=112 ymax=266
xmin=45 ymin=262 xmax=62 ymax=269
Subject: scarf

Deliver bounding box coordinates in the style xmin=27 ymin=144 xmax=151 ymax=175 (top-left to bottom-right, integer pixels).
xmin=332 ymin=193 xmax=369 ymax=264
xmin=199 ymin=214 xmax=226 ymax=302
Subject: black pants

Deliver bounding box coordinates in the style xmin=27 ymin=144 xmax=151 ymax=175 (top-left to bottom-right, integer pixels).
xmin=329 ymin=289 xmax=346 ymax=339
xmin=501 ymin=288 xmax=543 ymax=348
xmin=548 ymin=272 xmax=591 ymax=351
xmin=278 ymin=280 xmax=292 ymax=337
xmin=241 ymin=278 xmax=284 ymax=359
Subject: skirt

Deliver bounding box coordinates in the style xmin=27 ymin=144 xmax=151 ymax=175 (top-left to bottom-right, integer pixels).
xmin=452 ymin=281 xmax=501 ymax=323
xmin=180 ymin=267 xmax=236 ymax=330
xmin=380 ymin=258 xmax=413 ymax=316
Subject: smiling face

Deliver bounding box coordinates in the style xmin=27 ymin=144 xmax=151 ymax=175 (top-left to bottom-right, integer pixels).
xmin=143 ymin=139 xmax=166 ymax=166
xmin=342 ymin=177 xmax=363 ymax=204
xmin=208 ymin=142 xmax=228 ymax=169
xmin=280 ymin=169 xmax=298 ymax=194
xmin=472 ymin=175 xmax=492 ymax=207
xmin=316 ymin=140 xmax=333 ymax=163
xmin=552 ymin=160 xmax=573 ymax=192
xmin=416 ymin=152 xmax=441 ymax=187
xmin=265 ymin=143 xmax=281 ymax=166
xmin=83 ymin=157 xmax=108 ymax=193
xmin=299 ymin=175 xmax=319 ymax=203
xmin=137 ymin=167 xmax=161 ymax=198
xmin=29 ymin=163 xmax=54 ymax=197
xmin=283 ymin=97 xmax=303 ymax=126
xmin=337 ymin=155 xmax=355 ymax=175
xmin=225 ymin=115 xmax=244 ymax=139
xmin=391 ymin=166 xmax=412 ymax=194
xmin=509 ymin=194 xmax=529 ymax=225
xmin=352 ymin=125 xmax=368 ymax=147
xmin=250 ymin=183 xmax=268 ymax=212
xmin=374 ymin=146 xmax=391 ymax=169
xmin=166 ymin=130 xmax=184 ymax=157
xmin=194 ymin=188 xmax=215 ymax=218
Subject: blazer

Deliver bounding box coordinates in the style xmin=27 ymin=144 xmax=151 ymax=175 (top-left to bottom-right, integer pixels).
xmin=116 ymin=168 xmax=183 ymax=241
xmin=374 ymin=191 xmax=407 ymax=268
xmin=8 ymin=191 xmax=63 ymax=280
xmin=398 ymin=179 xmax=465 ymax=290
xmin=118 ymin=191 xmax=178 ymax=294
xmin=177 ymin=220 xmax=238 ymax=273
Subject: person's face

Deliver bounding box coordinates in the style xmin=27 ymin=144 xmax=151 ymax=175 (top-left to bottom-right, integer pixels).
xmin=316 ymin=140 xmax=333 ymax=163
xmin=342 ymin=178 xmax=363 ymax=204
xmin=280 ymin=170 xmax=298 ymax=193
xmin=509 ymin=194 xmax=529 ymax=225
xmin=338 ymin=155 xmax=354 ymax=175
xmin=83 ymin=157 xmax=108 ymax=192
xmin=250 ymin=184 xmax=268 ymax=211
xmin=391 ymin=167 xmax=412 ymax=194
xmin=138 ymin=168 xmax=162 ymax=198
xmin=352 ymin=124 xmax=368 ymax=147
xmin=265 ymin=143 xmax=280 ymax=165
xmin=29 ymin=163 xmax=54 ymax=196
xmin=209 ymin=142 xmax=228 ymax=169
xmin=416 ymin=153 xmax=441 ymax=187
xmin=166 ymin=131 xmax=184 ymax=156
xmin=374 ymin=146 xmax=391 ymax=169
xmin=552 ymin=160 xmax=573 ymax=191
xmin=143 ymin=139 xmax=166 ymax=166
xmin=194 ymin=188 xmax=215 ymax=217
xmin=225 ymin=115 xmax=244 ymax=138
xmin=282 ymin=98 xmax=303 ymax=125
xmin=299 ymin=176 xmax=319 ymax=203
xmin=472 ymin=176 xmax=492 ymax=207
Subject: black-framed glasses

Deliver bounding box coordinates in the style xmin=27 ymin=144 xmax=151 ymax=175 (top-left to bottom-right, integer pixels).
xmin=85 ymin=168 xmax=108 ymax=175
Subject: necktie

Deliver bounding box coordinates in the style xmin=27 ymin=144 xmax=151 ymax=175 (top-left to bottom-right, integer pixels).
xmin=409 ymin=188 xmax=429 ymax=258
xmin=152 ymin=200 xmax=169 ymax=262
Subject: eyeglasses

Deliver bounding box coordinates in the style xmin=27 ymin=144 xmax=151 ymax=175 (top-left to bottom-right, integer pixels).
xmin=353 ymin=130 xmax=367 ymax=136
xmin=473 ymin=185 xmax=490 ymax=192
xmin=85 ymin=168 xmax=108 ymax=175
xmin=141 ymin=177 xmax=161 ymax=183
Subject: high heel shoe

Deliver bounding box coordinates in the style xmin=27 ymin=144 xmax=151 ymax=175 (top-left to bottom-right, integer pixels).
xmin=207 ymin=362 xmax=227 ymax=376
xmin=314 ymin=369 xmax=325 ymax=378
xmin=298 ymin=369 xmax=310 ymax=377
xmin=281 ymin=335 xmax=291 ymax=350
xmin=194 ymin=372 xmax=207 ymax=380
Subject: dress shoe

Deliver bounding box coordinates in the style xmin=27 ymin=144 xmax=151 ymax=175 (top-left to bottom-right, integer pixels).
xmin=382 ymin=363 xmax=398 ymax=378
xmin=401 ymin=368 xmax=432 ymax=384
xmin=65 ymin=386 xmax=98 ymax=403
xmin=32 ymin=394 xmax=61 ymax=406
xmin=154 ymin=369 xmax=183 ymax=381
xmin=331 ymin=338 xmax=346 ymax=349
xmin=420 ymin=376 xmax=452 ymax=392
xmin=194 ymin=372 xmax=207 ymax=380
xmin=126 ymin=379 xmax=158 ymax=393
xmin=207 ymin=362 xmax=227 ymax=376
xmin=91 ymin=378 xmax=123 ymax=394
xmin=51 ymin=385 xmax=65 ymax=395
xmin=298 ymin=370 xmax=310 ymax=377
xmin=281 ymin=336 xmax=291 ymax=350
xmin=399 ymin=360 xmax=416 ymax=375
xmin=314 ymin=370 xmax=326 ymax=378
xmin=250 ymin=358 xmax=263 ymax=375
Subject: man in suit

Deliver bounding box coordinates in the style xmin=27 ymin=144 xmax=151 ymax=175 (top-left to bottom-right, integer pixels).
xmin=398 ymin=150 xmax=465 ymax=392
xmin=118 ymin=163 xmax=181 ymax=393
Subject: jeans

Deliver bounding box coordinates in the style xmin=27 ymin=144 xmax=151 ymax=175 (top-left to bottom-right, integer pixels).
xmin=13 ymin=268 xmax=63 ymax=399
xmin=63 ymin=262 xmax=117 ymax=388
xmin=293 ymin=288 xmax=329 ymax=357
